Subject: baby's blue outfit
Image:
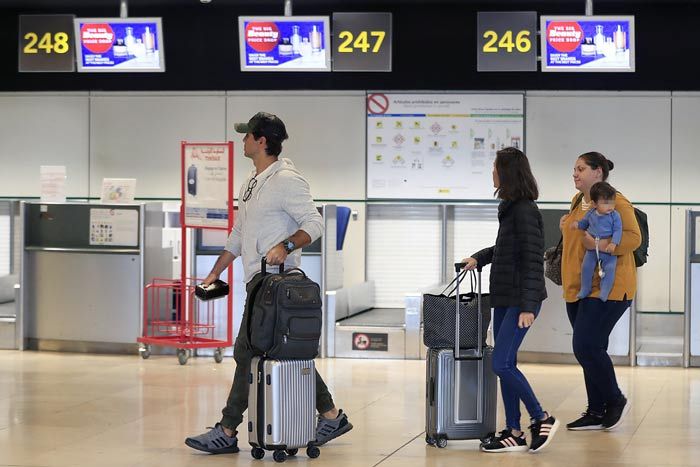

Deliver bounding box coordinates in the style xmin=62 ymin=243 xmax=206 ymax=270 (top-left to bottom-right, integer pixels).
xmin=577 ymin=209 xmax=623 ymax=302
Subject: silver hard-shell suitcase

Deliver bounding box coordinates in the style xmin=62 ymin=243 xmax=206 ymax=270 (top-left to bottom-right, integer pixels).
xmin=248 ymin=357 xmax=320 ymax=462
xmin=425 ymin=264 xmax=497 ymax=448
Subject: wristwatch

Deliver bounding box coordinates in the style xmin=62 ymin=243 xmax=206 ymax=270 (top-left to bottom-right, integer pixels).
xmin=281 ymin=238 xmax=295 ymax=254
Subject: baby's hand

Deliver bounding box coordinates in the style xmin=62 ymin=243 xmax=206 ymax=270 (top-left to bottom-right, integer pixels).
xmin=559 ymin=214 xmax=568 ymax=230
xmin=605 ymin=243 xmax=617 ymax=254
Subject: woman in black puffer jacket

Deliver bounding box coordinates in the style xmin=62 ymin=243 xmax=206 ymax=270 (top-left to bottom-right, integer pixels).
xmin=462 ymin=147 xmax=559 ymax=454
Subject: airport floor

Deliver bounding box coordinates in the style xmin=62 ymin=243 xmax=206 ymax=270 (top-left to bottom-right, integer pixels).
xmin=1 ymin=350 xmax=700 ymax=467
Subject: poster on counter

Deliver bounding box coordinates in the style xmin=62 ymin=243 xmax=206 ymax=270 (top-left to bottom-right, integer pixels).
xmin=89 ymin=208 xmax=139 ymax=246
xmin=541 ymin=16 xmax=635 ymax=72
xmin=74 ymin=17 xmax=165 ymax=72
xmin=238 ymin=16 xmax=331 ymax=71
xmin=366 ymin=93 xmax=524 ymax=200
xmin=39 ymin=165 xmax=66 ymax=203
xmin=182 ymin=142 xmax=233 ymax=228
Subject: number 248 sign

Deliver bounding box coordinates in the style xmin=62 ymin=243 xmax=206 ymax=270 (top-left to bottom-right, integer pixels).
xmin=19 ymin=15 xmax=76 ymax=72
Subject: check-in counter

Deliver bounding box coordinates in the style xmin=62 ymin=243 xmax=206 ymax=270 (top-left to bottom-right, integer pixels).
xmin=20 ymin=202 xmax=171 ymax=353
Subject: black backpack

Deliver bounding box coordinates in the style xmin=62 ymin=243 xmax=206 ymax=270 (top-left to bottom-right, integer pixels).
xmin=249 ymin=259 xmax=323 ymax=360
xmin=632 ymin=207 xmax=649 ymax=267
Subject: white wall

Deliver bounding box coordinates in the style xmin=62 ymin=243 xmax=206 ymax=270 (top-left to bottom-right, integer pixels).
xmin=526 ymin=91 xmax=671 ymax=204
xmin=671 ymin=94 xmax=700 ymax=203
xmin=89 ymin=92 xmax=227 ymax=198
xmin=0 ymin=93 xmax=89 ymax=198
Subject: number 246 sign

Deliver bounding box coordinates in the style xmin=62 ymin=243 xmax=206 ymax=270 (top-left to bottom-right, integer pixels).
xmin=477 ymin=12 xmax=537 ymax=72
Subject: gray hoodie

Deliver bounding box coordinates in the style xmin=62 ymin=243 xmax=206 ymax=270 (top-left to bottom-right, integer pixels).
xmin=225 ymin=158 xmax=323 ymax=283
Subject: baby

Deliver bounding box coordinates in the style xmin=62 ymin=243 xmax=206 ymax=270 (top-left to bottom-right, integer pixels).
xmin=571 ymin=182 xmax=622 ymax=302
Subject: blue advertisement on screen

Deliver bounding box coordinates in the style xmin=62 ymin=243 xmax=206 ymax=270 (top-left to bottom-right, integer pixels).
xmin=239 ymin=16 xmax=330 ymax=71
xmin=74 ymin=18 xmax=165 ymax=72
xmin=541 ymin=16 xmax=634 ymax=72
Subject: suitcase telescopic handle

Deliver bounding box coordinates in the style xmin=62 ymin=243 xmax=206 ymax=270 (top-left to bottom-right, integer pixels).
xmin=261 ymin=257 xmax=284 ymax=275
xmin=453 ymin=262 xmax=483 ymax=359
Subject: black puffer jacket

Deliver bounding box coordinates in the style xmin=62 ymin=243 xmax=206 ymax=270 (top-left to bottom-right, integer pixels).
xmin=471 ymin=199 xmax=547 ymax=312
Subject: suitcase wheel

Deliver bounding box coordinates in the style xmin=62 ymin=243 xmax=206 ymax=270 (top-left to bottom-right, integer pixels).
xmin=306 ymin=445 xmax=321 ymax=459
xmin=177 ymin=349 xmax=189 ymax=365
xmin=425 ymin=436 xmax=437 ymax=446
xmin=213 ymin=348 xmax=224 ymax=363
xmin=251 ymin=447 xmax=265 ymax=460
xmin=436 ymin=438 xmax=448 ymax=449
xmin=285 ymin=449 xmax=298 ymax=457
xmin=273 ymin=449 xmax=287 ymax=463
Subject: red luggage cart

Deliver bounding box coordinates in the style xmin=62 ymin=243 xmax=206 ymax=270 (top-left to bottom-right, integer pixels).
xmin=138 ymin=142 xmax=234 ymax=364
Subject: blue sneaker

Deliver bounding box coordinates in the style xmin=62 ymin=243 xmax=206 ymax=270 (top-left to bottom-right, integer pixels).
xmin=314 ymin=410 xmax=353 ymax=446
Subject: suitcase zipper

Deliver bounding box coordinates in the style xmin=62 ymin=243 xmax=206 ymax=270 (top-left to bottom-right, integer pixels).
xmin=256 ymin=359 xmax=266 ymax=447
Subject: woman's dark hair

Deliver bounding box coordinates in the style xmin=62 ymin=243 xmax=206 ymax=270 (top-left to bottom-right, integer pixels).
xmin=494 ymin=147 xmax=539 ymax=201
xmin=590 ymin=181 xmax=617 ymax=203
xmin=579 ymin=151 xmax=615 ymax=181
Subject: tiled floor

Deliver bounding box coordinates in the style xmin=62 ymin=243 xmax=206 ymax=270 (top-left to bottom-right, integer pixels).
xmin=2 ymin=350 xmax=700 ymax=466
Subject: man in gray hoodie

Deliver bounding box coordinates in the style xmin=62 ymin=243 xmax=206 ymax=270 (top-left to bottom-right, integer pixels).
xmin=185 ymin=112 xmax=353 ymax=454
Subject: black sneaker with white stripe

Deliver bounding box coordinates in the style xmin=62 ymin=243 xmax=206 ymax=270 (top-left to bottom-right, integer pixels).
xmin=529 ymin=414 xmax=560 ymax=453
xmin=602 ymin=395 xmax=630 ymax=431
xmin=480 ymin=429 xmax=528 ymax=453
xmin=567 ymin=410 xmax=604 ymax=431
xmin=185 ymin=423 xmax=239 ymax=454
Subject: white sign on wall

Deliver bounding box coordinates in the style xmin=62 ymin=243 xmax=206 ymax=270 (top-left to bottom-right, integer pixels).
xmin=182 ymin=143 xmax=232 ymax=228
xmin=39 ymin=165 xmax=66 ymax=203
xmin=366 ymin=93 xmax=524 ymax=200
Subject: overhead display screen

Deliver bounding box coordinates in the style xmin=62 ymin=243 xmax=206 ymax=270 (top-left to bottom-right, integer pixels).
xmin=541 ymin=15 xmax=635 ymax=72
xmin=238 ymin=16 xmax=331 ymax=72
xmin=74 ymin=17 xmax=165 ymax=72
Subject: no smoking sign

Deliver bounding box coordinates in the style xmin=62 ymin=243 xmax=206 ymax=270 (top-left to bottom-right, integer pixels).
xmin=367 ymin=93 xmax=389 ymax=115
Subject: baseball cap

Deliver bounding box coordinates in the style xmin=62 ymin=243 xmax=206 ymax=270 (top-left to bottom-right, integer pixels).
xmin=234 ymin=112 xmax=288 ymax=141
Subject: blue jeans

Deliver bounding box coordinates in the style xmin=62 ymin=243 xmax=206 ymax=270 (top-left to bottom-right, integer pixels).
xmin=579 ymin=250 xmax=618 ymax=302
xmin=493 ymin=305 xmax=545 ymax=431
xmin=566 ymin=298 xmax=630 ymax=415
